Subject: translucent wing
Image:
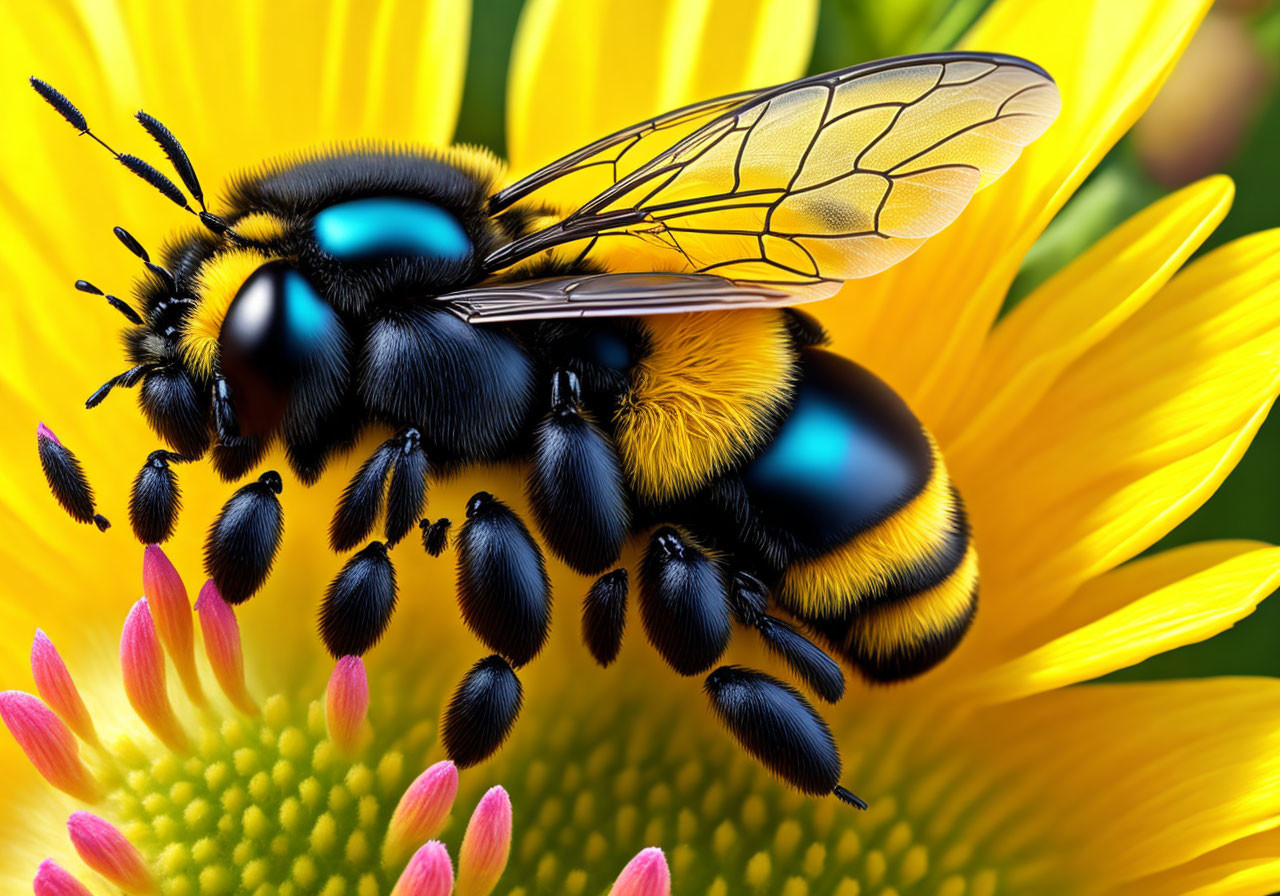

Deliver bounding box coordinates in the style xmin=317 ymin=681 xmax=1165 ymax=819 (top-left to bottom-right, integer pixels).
xmin=483 ymin=52 xmax=1060 ymax=307
xmin=491 ymin=91 xmax=757 ymax=214
xmin=437 ymin=272 xmax=790 ymax=323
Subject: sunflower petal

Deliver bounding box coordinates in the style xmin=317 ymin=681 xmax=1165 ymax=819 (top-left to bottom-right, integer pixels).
xmin=964 ymin=230 xmax=1280 ymax=642
xmin=961 ymin=542 xmax=1280 ymax=702
xmin=504 ymin=0 xmax=818 ymax=199
xmin=1118 ymin=826 xmax=1280 ymax=896
xmin=942 ymin=175 xmax=1233 ymax=452
xmin=978 ymin=679 xmax=1280 ymax=883
xmin=823 ymin=0 xmax=1212 ymax=423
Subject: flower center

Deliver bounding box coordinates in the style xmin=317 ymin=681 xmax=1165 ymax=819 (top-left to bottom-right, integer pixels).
xmin=4 ymin=547 xmax=507 ymax=896
xmin=106 ymin=691 xmax=402 ymax=895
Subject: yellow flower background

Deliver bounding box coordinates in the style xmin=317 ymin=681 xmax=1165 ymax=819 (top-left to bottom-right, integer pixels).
xmin=1 ymin=0 xmax=1280 ymax=893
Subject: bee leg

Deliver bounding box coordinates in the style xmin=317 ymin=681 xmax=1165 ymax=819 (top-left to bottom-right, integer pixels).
xmin=204 ymin=470 xmax=284 ymax=604
xmin=318 ymin=541 xmax=397 ymax=657
xmin=213 ymin=374 xmax=240 ymax=442
xmin=704 ymin=665 xmax=865 ymax=808
xmin=729 ymin=572 xmax=845 ymax=703
xmin=638 ymin=527 xmax=732 ymax=676
xmin=455 ymin=492 xmax=551 ymax=668
xmin=36 ymin=423 xmax=110 ymax=531
xmin=210 ymin=374 xmax=274 ymax=481
xmin=384 ymin=428 xmax=429 ymax=547
xmin=527 ymin=369 xmax=629 ymax=575
xmin=129 ymin=449 xmax=192 ymax=544
xmin=210 ymin=434 xmax=270 ymax=481
xmin=328 ymin=430 xmax=404 ymax=552
xmin=441 ymin=654 xmax=523 ymax=768
xmin=418 ymin=517 xmax=452 ymax=556
xmin=582 ymin=568 xmax=628 ymax=667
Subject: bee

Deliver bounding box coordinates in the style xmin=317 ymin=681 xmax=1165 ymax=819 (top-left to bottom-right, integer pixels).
xmin=32 ymin=52 xmax=1059 ymax=805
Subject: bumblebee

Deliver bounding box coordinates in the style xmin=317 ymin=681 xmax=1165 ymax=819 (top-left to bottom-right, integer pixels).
xmin=32 ymin=52 xmax=1059 ymax=805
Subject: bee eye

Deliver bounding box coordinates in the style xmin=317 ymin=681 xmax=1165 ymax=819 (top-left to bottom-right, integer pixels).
xmin=219 ymin=260 xmax=346 ymax=435
xmin=312 ymin=198 xmax=471 ymax=262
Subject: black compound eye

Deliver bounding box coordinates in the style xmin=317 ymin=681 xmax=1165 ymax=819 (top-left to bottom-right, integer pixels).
xmin=219 ymin=260 xmax=345 ymax=435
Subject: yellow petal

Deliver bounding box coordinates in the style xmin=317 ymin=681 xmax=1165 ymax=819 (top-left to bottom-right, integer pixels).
xmin=942 ymin=175 xmax=1234 ymax=452
xmin=961 ymin=229 xmax=1280 ymax=645
xmin=821 ymin=0 xmax=1212 ymax=424
xmin=978 ymin=678 xmax=1280 ymax=883
xmin=1118 ymin=827 xmax=1280 ymax=896
xmin=0 ymin=0 xmax=472 ymax=683
xmin=960 ymin=542 xmax=1280 ymax=703
xmin=505 ymin=0 xmax=818 ymax=193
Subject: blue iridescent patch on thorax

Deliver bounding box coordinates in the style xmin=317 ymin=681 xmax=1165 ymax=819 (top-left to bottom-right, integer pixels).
xmin=313 ymin=198 xmax=471 ymax=262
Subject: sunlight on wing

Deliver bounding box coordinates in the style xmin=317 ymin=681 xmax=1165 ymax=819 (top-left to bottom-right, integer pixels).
xmin=485 ymin=53 xmax=1060 ymax=310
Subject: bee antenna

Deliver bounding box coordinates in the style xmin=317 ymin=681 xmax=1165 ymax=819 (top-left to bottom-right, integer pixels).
xmin=74 ymin=279 xmax=144 ymax=326
xmin=31 ymin=77 xmax=242 ymax=242
xmin=135 ymin=111 xmax=205 ymax=211
xmin=113 ymin=226 xmax=177 ymax=291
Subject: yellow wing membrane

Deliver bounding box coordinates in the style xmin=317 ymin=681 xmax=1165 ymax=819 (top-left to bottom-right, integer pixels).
xmin=480 ymin=53 xmax=1059 ymax=312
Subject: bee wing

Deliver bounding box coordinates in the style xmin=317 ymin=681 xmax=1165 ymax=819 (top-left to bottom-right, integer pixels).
xmin=437 ymin=272 xmax=794 ymax=323
xmin=484 ymin=53 xmax=1060 ymax=297
xmin=491 ymin=91 xmax=757 ymax=214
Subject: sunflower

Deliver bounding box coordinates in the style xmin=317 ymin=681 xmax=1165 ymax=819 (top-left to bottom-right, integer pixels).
xmin=2 ymin=0 xmax=1280 ymax=894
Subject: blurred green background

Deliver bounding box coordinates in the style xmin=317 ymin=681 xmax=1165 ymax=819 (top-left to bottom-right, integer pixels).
xmin=452 ymin=0 xmax=1280 ymax=680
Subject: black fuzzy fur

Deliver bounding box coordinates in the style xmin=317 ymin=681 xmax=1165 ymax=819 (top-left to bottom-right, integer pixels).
xmin=37 ymin=429 xmax=108 ymax=530
xmin=638 ymin=528 xmax=731 ymax=676
xmin=329 ymin=438 xmax=397 ymax=552
xmin=203 ymin=471 xmax=284 ymax=604
xmin=360 ymin=305 xmax=534 ymax=461
xmin=441 ymin=654 xmax=523 ymax=769
xmin=318 ymin=541 xmax=397 ymax=657
xmin=455 ymin=493 xmax=551 ymax=667
xmin=527 ymin=393 xmax=629 ymax=575
xmin=420 ymin=518 xmax=452 ymax=556
xmin=385 ymin=431 xmax=429 ymax=546
xmin=139 ymin=367 xmax=210 ymax=459
xmin=129 ymin=449 xmax=183 ymax=544
xmin=754 ymin=615 xmax=845 ymax=704
xmin=704 ymin=665 xmax=842 ymax=797
xmin=582 ymin=569 xmax=628 ymax=667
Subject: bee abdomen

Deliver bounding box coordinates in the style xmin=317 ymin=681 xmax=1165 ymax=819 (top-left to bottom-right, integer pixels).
xmin=846 ymin=544 xmax=978 ymax=682
xmin=783 ymin=445 xmax=979 ymax=682
xmin=731 ymin=348 xmax=978 ymax=682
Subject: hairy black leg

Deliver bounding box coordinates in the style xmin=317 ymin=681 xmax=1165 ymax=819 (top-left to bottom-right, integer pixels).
xmin=210 ymin=434 xmax=270 ymax=482
xmin=385 ymin=428 xmax=429 ymax=546
xmin=129 ymin=449 xmax=190 ymax=544
xmin=318 ymin=541 xmax=397 ymax=658
xmin=329 ymin=428 xmax=424 ymax=552
xmin=203 ymin=471 xmax=284 ymax=604
xmin=419 ymin=518 xmax=452 ymax=556
xmin=527 ymin=369 xmax=629 ymax=575
xmin=85 ymin=364 xmax=147 ymax=409
xmin=730 ymin=572 xmax=845 ymax=703
xmin=455 ymin=492 xmax=551 ymax=667
xmin=213 ymin=374 xmax=239 ymax=443
xmin=638 ymin=527 xmax=731 ymax=676
xmin=704 ymin=665 xmax=866 ymax=808
xmin=582 ymin=569 xmax=628 ymax=667
xmin=441 ymin=654 xmax=523 ymax=768
xmin=36 ymin=424 xmax=109 ymax=531
xmin=140 ymin=367 xmax=210 ymax=459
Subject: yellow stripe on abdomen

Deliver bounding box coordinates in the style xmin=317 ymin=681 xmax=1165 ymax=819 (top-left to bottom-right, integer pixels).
xmin=776 ymin=438 xmax=959 ymax=620
xmin=846 ymin=544 xmax=978 ymax=682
